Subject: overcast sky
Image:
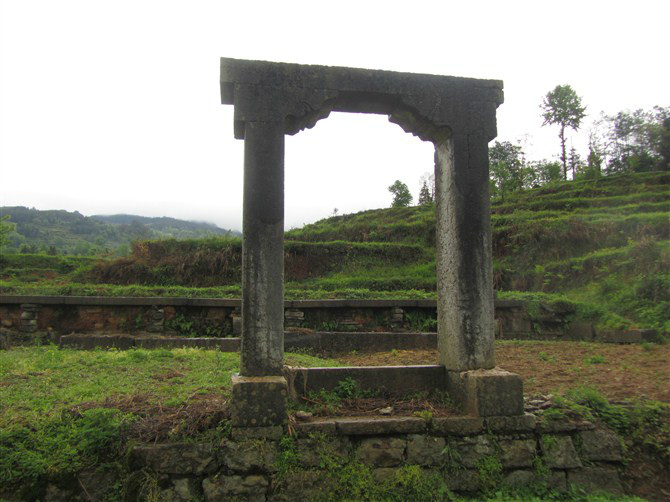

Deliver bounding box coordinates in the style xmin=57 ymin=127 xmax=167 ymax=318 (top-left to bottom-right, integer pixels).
xmin=1 ymin=0 xmax=668 ymax=231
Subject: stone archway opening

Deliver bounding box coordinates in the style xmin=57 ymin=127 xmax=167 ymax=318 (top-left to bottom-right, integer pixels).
xmin=284 ymin=110 xmax=435 ymax=230
xmin=220 ymin=58 xmax=523 ymax=429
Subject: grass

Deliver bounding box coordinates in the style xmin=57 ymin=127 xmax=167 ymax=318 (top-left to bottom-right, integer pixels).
xmin=0 ymin=346 xmax=339 ymax=492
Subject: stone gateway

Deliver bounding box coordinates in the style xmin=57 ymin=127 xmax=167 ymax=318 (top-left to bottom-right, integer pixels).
xmin=220 ymin=58 xmax=522 ymax=426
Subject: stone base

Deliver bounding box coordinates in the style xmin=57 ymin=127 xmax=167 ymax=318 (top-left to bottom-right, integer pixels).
xmin=230 ymin=374 xmax=288 ymax=427
xmin=446 ymin=368 xmax=523 ymax=417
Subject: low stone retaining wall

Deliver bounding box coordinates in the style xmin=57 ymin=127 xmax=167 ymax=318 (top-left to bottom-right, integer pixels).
xmin=0 ymin=295 xmax=658 ymax=346
xmin=118 ymin=414 xmax=624 ymax=501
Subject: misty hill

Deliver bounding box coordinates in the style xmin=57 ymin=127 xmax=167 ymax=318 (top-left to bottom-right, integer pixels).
xmin=0 ymin=206 xmax=240 ymax=255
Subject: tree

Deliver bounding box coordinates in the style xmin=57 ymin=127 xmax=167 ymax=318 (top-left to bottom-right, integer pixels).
xmin=488 ymin=141 xmax=529 ymax=200
xmin=0 ymin=215 xmax=15 ymax=250
xmin=540 ymin=85 xmax=587 ymax=180
xmin=418 ymin=180 xmax=433 ymax=205
xmin=600 ymin=106 xmax=670 ymax=174
xmin=530 ymin=160 xmax=563 ymax=186
xmin=388 ymin=180 xmax=413 ymax=207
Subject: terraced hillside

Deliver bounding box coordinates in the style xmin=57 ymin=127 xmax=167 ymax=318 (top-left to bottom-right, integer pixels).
xmin=1 ymin=172 xmax=668 ymax=331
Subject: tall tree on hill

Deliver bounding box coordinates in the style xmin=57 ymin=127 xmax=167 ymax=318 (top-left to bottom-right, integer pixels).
xmin=417 ymin=180 xmax=433 ymax=205
xmin=388 ymin=180 xmax=413 ymax=208
xmin=540 ymin=85 xmax=587 ymax=180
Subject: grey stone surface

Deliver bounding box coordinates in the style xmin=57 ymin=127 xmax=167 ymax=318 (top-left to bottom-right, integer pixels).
xmin=203 ymin=474 xmax=269 ymax=502
xmin=444 ymin=469 xmax=482 ymax=493
xmin=406 ymin=434 xmax=446 ymax=466
xmin=296 ymin=436 xmax=351 ymax=468
xmin=220 ymin=439 xmax=278 ymax=473
xmin=232 ymin=425 xmax=285 ymax=441
xmin=270 ymin=471 xmax=332 ymax=502
xmin=568 ymin=466 xmax=623 ymax=495
xmin=129 ymin=443 xmax=216 ymax=475
xmin=355 ymin=437 xmax=406 ymax=467
xmin=578 ymin=429 xmax=624 ymax=462
xmin=447 ymin=368 xmax=524 ymax=417
xmin=293 ymin=419 xmax=337 ymax=437
xmin=240 ymin=119 xmax=285 ymax=377
xmin=504 ymin=469 xmax=567 ymax=492
xmin=230 ymin=375 xmax=288 ymax=427
xmin=431 ymin=416 xmax=484 ymax=436
xmin=60 ymin=333 xmax=135 ymax=350
xmin=499 ymin=439 xmax=536 ymax=468
xmin=435 ymin=133 xmax=496 ymax=372
xmin=335 ymin=417 xmax=426 ymax=435
xmin=485 ymin=413 xmax=536 ymax=432
xmin=286 ymin=365 xmax=445 ymax=398
xmin=161 ymin=478 xmax=202 ymax=502
xmin=452 ymin=435 xmax=497 ymax=468
xmin=541 ymin=436 xmax=582 ymax=469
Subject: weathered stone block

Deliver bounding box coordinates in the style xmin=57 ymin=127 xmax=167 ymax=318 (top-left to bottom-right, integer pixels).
xmin=568 ymin=466 xmax=623 ymax=495
xmin=220 ymin=440 xmax=278 ymax=473
xmin=499 ymin=439 xmax=536 ymax=468
xmin=271 ymin=471 xmax=334 ymax=502
xmin=431 ymin=416 xmax=484 ymax=436
xmin=129 ymin=443 xmax=217 ymax=475
xmin=452 ymin=435 xmax=496 ymax=468
xmin=447 ymin=369 xmax=524 ymax=417
xmin=296 ymin=436 xmax=351 ymax=468
xmin=294 ymin=419 xmax=337 ymax=437
xmin=569 ymin=322 xmax=594 ymax=340
xmin=406 ymin=434 xmax=446 ymax=466
xmin=203 ymin=474 xmax=268 ymax=502
xmin=335 ymin=417 xmax=425 ymax=435
xmin=444 ymin=469 xmax=482 ymax=493
xmin=232 ymin=425 xmax=284 ymax=441
xmin=485 ymin=413 xmax=536 ymax=433
xmin=503 ymin=469 xmax=567 ymax=492
xmin=541 ymin=436 xmax=582 ymax=469
xmin=161 ymin=477 xmax=202 ymax=502
xmin=230 ymin=374 xmax=288 ymax=427
xmin=578 ymin=429 xmax=624 ymax=462
xmin=60 ymin=333 xmax=135 ymax=350
xmin=356 ymin=437 xmax=406 ymax=467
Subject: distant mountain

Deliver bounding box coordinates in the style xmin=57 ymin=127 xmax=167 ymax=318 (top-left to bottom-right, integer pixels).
xmin=0 ymin=206 xmax=240 ymax=255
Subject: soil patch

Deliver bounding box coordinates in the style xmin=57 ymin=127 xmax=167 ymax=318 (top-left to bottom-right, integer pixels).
xmin=334 ymin=341 xmax=670 ymax=402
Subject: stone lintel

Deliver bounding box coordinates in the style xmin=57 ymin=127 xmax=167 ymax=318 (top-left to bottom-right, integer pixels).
xmin=230 ymin=374 xmax=288 ymax=427
xmin=446 ymin=368 xmax=524 ymax=417
xmin=335 ymin=417 xmax=426 ymax=435
xmin=220 ymin=57 xmax=503 ymax=141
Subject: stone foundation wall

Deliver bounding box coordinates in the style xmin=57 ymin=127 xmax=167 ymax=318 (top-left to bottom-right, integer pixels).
xmin=0 ymin=296 xmax=657 ymax=346
xmin=26 ymin=414 xmax=626 ymax=502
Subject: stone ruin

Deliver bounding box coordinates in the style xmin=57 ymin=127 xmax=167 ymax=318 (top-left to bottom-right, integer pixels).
xmin=220 ymin=57 xmax=523 ymax=429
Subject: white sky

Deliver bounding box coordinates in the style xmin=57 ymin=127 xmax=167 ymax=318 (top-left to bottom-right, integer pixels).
xmin=1 ymin=0 xmax=668 ymax=231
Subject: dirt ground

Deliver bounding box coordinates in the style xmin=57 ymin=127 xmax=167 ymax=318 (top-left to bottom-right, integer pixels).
xmin=335 ymin=340 xmax=670 ymax=402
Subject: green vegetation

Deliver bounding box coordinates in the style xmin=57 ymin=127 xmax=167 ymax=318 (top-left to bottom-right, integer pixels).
xmin=0 ymin=346 xmax=335 ymax=493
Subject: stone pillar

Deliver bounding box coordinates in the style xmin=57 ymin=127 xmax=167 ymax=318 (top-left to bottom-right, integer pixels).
xmin=231 ymin=119 xmax=289 ymax=429
xmin=241 ymin=120 xmax=285 ymax=377
xmin=435 ymin=134 xmax=523 ymax=417
xmin=435 ymin=133 xmax=495 ymax=371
